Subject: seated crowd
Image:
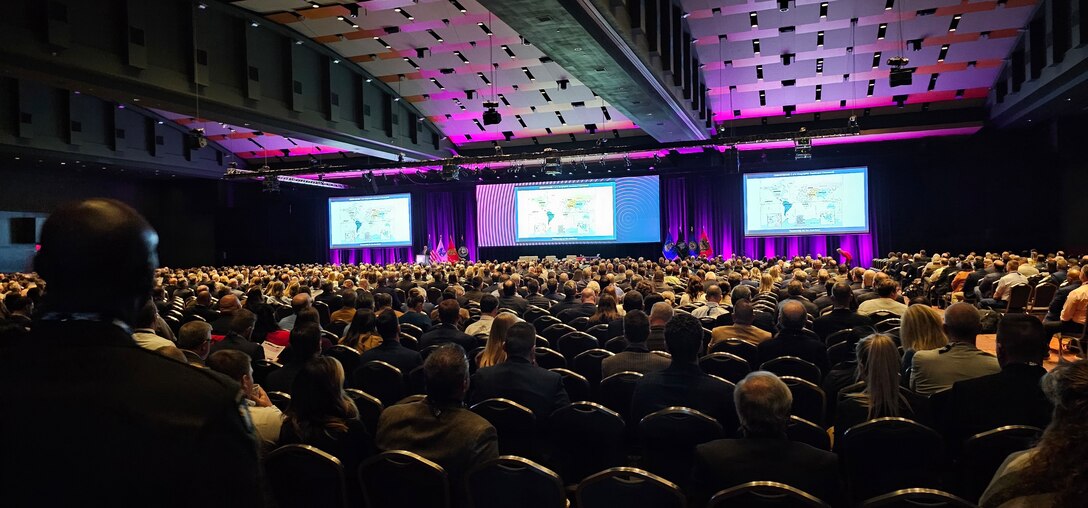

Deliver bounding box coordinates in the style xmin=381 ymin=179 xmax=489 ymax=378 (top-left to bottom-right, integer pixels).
xmin=0 ymin=199 xmax=1086 ymax=507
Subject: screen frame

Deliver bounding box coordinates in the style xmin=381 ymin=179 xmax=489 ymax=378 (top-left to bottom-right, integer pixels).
xmin=327 ymin=193 xmax=413 ymax=248
xmin=742 ymin=166 xmax=869 ymax=237
xmin=512 ymin=180 xmax=618 ymax=243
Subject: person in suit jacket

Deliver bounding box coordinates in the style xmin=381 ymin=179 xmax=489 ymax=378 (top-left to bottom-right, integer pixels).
xmin=497 ymin=280 xmax=529 ymax=316
xmin=646 ymin=301 xmax=672 ymax=352
xmin=689 ymin=371 xmax=841 ymax=507
xmin=777 ymin=280 xmax=820 ymax=318
xmin=361 ymin=310 xmax=423 ymax=377
xmin=1043 ymin=267 xmax=1081 ymax=324
xmin=209 ymin=294 xmax=242 ymax=335
xmin=602 ymin=310 xmax=670 ymax=377
xmin=376 ymin=344 xmax=499 ymax=507
xmin=631 ymin=313 xmax=738 ymax=432
xmin=943 ymin=314 xmax=1053 ymax=444
xmin=468 ymin=322 xmax=569 ymax=420
xmin=524 ymin=279 xmax=553 ymax=310
xmin=711 ymin=299 xmax=772 ymax=346
xmin=812 ymin=282 xmax=872 ymax=342
xmin=757 ymin=301 xmax=831 ymax=375
xmin=0 ymin=199 xmax=261 ymax=506
xmin=420 ymin=299 xmax=478 ymax=352
xmin=209 ymin=309 xmax=264 ymax=361
xmin=556 ymin=288 xmax=598 ymax=322
xmin=399 ymin=293 xmax=433 ymax=331
xmin=911 ymin=303 xmax=1000 ymax=395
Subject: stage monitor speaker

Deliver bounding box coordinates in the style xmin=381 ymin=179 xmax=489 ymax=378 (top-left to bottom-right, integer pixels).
xmin=9 ymin=218 xmax=37 ymax=244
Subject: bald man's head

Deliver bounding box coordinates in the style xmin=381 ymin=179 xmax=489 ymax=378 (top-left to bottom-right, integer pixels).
xmin=778 ymin=300 xmax=806 ymax=330
xmin=34 ymin=199 xmax=158 ymax=324
xmin=943 ymin=302 xmax=981 ymax=343
xmin=291 ymin=293 xmax=312 ymax=313
xmin=581 ymin=287 xmax=597 ymax=304
xmin=218 ymin=294 xmax=241 ymax=314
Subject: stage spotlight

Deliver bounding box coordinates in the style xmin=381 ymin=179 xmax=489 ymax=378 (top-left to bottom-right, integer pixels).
xmin=441 ymin=162 xmax=462 ymax=181
xmin=794 ymin=137 xmax=811 ymax=160
xmin=262 ymin=174 xmax=280 ymax=193
xmin=188 ymin=128 xmax=208 ymax=149
xmin=481 ymin=102 xmax=501 ymax=125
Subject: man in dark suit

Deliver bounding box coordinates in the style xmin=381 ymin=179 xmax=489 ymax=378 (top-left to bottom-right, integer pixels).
xmin=602 ymin=310 xmax=669 ymax=377
xmin=631 ymin=313 xmax=737 ymax=432
xmin=209 ymin=294 xmax=242 ymax=335
xmin=556 ymin=287 xmax=597 ymax=322
xmin=1044 ymin=267 xmax=1081 ymax=323
xmin=420 ymin=299 xmax=477 ymax=352
xmin=209 ymin=309 xmax=264 ymax=361
xmin=778 ymin=280 xmax=819 ymax=319
xmin=0 ymin=199 xmax=260 ymax=505
xmin=524 ymin=278 xmax=553 ymax=310
xmin=542 ymin=278 xmax=565 ymax=303
xmin=468 ymin=322 xmax=569 ymax=420
xmin=608 ymin=290 xmax=643 ymax=340
xmin=376 ymin=344 xmax=498 ymax=507
xmin=265 ymin=323 xmax=322 ymax=393
xmin=812 ymin=282 xmax=871 ymax=342
xmin=362 ymin=310 xmax=423 ymax=376
xmin=646 ymin=301 xmax=672 ymax=352
xmin=943 ymin=314 xmax=1053 ymax=444
xmin=689 ymin=371 xmax=840 ymax=507
xmin=399 ymin=294 xmax=433 ymax=331
xmin=185 ymin=290 xmax=220 ymax=323
xmin=463 ymin=277 xmax=487 ymax=304
xmin=757 ymin=301 xmax=830 ymax=375
xmin=497 ymin=280 xmax=528 ymax=316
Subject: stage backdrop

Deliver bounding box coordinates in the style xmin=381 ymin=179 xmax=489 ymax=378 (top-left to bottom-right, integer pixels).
xmin=328 ymin=187 xmax=478 ymax=265
xmin=661 ymin=173 xmax=878 ymax=267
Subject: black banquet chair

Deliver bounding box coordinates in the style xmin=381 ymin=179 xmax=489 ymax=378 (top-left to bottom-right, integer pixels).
xmin=597 ymin=371 xmax=644 ymax=420
xmin=699 ymin=352 xmax=751 ymax=384
xmin=359 ymin=450 xmax=450 ymax=508
xmin=708 ymin=481 xmax=830 ymax=508
xmin=467 ymin=456 xmax=566 ymax=508
xmin=761 ymin=356 xmax=822 ymax=384
xmin=251 ymin=359 xmax=282 ymax=386
xmin=956 ymin=425 xmax=1042 ymax=502
xmin=535 ymin=347 xmax=566 ymax=369
xmin=840 ymin=418 xmax=944 ymax=504
xmin=541 ymin=323 xmax=577 ymax=344
xmin=547 ymin=401 xmax=627 ymax=485
xmin=323 ymin=344 xmax=361 ymax=375
xmin=267 ymin=391 xmax=291 ymax=412
xmin=557 ymin=332 xmax=599 ymax=364
xmin=533 ymin=315 xmax=562 ymax=334
xmin=352 ymin=360 xmax=405 ymax=407
xmin=709 ymin=338 xmax=759 ymax=366
xmin=860 ymin=488 xmax=976 ymax=508
xmin=572 ymin=348 xmax=613 ymax=395
xmin=265 ymin=444 xmax=347 ymax=508
xmin=639 ymin=407 xmax=724 ymax=485
xmin=781 ymin=376 xmax=827 ymax=427
xmin=576 ymin=467 xmax=685 ymax=508
xmin=786 ymin=415 xmax=831 ymax=452
xmin=551 ymin=368 xmax=591 ymax=403
xmin=470 ymin=398 xmax=537 ymax=459
xmin=344 ymin=388 xmax=383 ymax=438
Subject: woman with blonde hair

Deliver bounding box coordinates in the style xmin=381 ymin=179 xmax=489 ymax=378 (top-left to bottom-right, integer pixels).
xmin=758 ymin=274 xmax=776 ymax=295
xmin=834 ymin=334 xmax=926 ymax=447
xmin=899 ymin=304 xmax=947 ymax=379
xmin=477 ymin=313 xmax=519 ymax=369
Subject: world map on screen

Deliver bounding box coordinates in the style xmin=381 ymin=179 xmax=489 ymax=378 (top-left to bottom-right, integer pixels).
xmin=756 ymin=175 xmax=846 ymax=229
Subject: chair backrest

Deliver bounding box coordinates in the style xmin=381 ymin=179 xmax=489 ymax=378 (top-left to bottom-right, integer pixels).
xmin=709 ymin=338 xmax=759 ymax=365
xmin=352 ymin=360 xmax=405 ymax=407
xmin=869 ymin=311 xmax=897 ymax=325
xmin=781 ymin=376 xmax=826 ymax=427
xmin=708 ymin=481 xmax=830 ymax=508
xmin=400 ymin=322 xmax=424 ymax=339
xmin=534 ymin=347 xmax=567 ymax=369
xmin=252 ymin=359 xmax=282 ymax=385
xmin=398 ymin=333 xmax=420 ymax=351
xmin=541 ymin=323 xmax=577 ymax=343
xmin=568 ymin=316 xmax=591 ymax=331
xmin=840 ymin=418 xmax=944 ymax=503
xmin=324 ymin=344 xmax=361 ymax=375
xmin=524 ymin=306 xmax=552 ymax=326
xmin=268 ymin=391 xmax=292 ymax=411
xmin=265 ymin=444 xmax=347 ymax=508
xmin=958 ymin=425 xmax=1043 ymax=502
xmin=1006 ymin=284 xmax=1031 ymax=312
xmin=874 ymin=318 xmax=901 ymax=332
xmin=533 ymin=315 xmax=563 ymax=334
xmin=827 ymin=341 xmax=854 ymax=368
xmin=786 ymin=415 xmax=830 ymax=451
xmin=468 ymin=456 xmax=566 ymax=508
xmin=604 ymin=336 xmax=629 ymax=354
xmin=420 ymin=344 xmax=441 ymax=360
xmin=547 ymin=402 xmax=627 ymax=485
xmin=359 ymin=450 xmax=449 ymax=508
xmin=550 ymin=368 xmax=591 ymax=402
xmin=1030 ymin=282 xmax=1058 ymax=310
xmin=761 ymin=356 xmax=822 ymax=384
xmin=824 ymin=328 xmax=856 ymax=347
xmin=597 ymin=371 xmax=644 ymax=418
xmin=326 ymin=320 xmax=349 ymax=338
xmin=344 ymin=388 xmax=384 ymax=437
xmin=860 ymin=488 xmax=976 ymax=508
xmin=698 ymin=352 xmax=751 ymax=383
xmin=639 ymin=407 xmax=724 ymax=484
xmin=586 ymin=323 xmax=613 ymax=342
xmin=557 ymin=331 xmax=600 ymax=362
xmin=470 ymin=398 xmax=537 ymax=458
xmin=313 ymin=301 xmax=331 ymax=326
xmin=573 ymin=348 xmax=614 ymax=393
xmin=576 ymin=467 xmax=685 ymax=508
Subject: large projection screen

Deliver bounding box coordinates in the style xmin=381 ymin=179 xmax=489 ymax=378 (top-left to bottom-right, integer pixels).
xmin=743 ymin=167 xmax=869 ymax=236
xmin=476 ymin=175 xmax=661 ymax=247
xmin=328 ymin=194 xmax=412 ymax=248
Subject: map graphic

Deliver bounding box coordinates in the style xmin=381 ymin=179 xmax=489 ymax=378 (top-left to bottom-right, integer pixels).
xmin=335 ymin=203 xmax=397 ymax=244
xmin=515 ymin=183 xmax=616 ymax=241
xmin=756 ymin=175 xmax=845 ymax=230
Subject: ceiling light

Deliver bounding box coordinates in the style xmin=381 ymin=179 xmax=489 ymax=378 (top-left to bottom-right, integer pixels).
xmin=310 ymin=2 xmax=320 ymax=8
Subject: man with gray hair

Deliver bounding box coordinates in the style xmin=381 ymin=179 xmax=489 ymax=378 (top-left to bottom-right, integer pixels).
xmin=689 ymin=371 xmax=840 ymax=507
xmin=646 ymin=301 xmax=673 ymax=352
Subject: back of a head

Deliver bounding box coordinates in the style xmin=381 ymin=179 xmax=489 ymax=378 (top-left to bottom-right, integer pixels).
xmin=864 ymin=334 xmax=904 ymax=419
xmin=177 ymin=321 xmax=212 ymax=351
xmin=291 ymin=293 xmax=311 ymax=313
xmin=623 ymin=310 xmax=650 ymax=343
xmin=734 ymin=371 xmax=792 ymax=437
xmin=135 ymin=299 xmax=158 ymax=329
xmin=622 ymin=290 xmax=644 ymax=312
xmin=943 ymin=302 xmax=981 ymax=343
xmin=438 ymin=299 xmax=460 ymax=324
xmin=778 ymin=300 xmax=806 ymax=330
xmin=479 ymin=294 xmax=499 ymax=314
xmin=787 ymin=279 xmax=803 ymax=297
xmin=664 ymin=312 xmax=702 ymax=361
xmin=503 ymin=322 xmax=536 ymax=359
xmin=218 ymin=294 xmax=240 ymax=313
xmin=581 ymin=287 xmax=596 ymax=304
xmin=340 ymin=290 xmax=357 ymax=308
xmin=289 ymin=322 xmax=322 ymax=360
xmin=288 ymin=356 xmax=350 ymax=425
xmin=733 ymin=299 xmax=755 ymax=325
xmin=649 ymin=301 xmax=674 ymax=324
xmin=901 ymin=304 xmax=948 ymax=351
xmin=34 ymin=199 xmax=158 ymax=321
xmin=502 ymin=280 xmax=517 ymax=297
xmin=207 ymin=349 xmax=251 ymax=382
xmin=705 ymin=285 xmax=722 ymax=302
xmin=997 ymin=314 xmax=1048 ymax=365
xmin=832 ymin=282 xmax=852 ymax=305
xmin=731 ymin=284 xmax=752 ymax=303
xmin=876 ymin=278 xmax=897 ymax=298
xmin=196 ymin=291 xmax=212 ymax=306
xmin=375 ymin=310 xmax=400 ymax=340
xmin=229 ymin=309 xmax=257 ymax=336
xmin=374 ymin=292 xmax=392 ymax=310
xmin=424 ymin=343 xmax=469 ymax=404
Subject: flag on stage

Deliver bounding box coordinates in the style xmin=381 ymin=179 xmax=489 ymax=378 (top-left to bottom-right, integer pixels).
xmin=446 ymin=237 xmax=459 ymax=262
xmin=663 ymin=232 xmax=678 ymax=260
xmin=699 ymin=230 xmax=713 ymax=258
xmin=432 ymin=240 xmax=447 ymax=264
xmin=676 ymin=231 xmax=688 ymax=258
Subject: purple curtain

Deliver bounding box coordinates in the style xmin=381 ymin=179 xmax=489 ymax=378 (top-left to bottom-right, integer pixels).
xmin=663 ymin=174 xmax=878 ymax=267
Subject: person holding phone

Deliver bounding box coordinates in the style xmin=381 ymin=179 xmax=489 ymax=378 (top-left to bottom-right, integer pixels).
xmin=207 ymin=349 xmax=285 ymax=454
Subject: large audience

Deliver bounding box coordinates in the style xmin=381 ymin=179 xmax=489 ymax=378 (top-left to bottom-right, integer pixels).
xmin=1 ymin=198 xmax=1086 ymax=507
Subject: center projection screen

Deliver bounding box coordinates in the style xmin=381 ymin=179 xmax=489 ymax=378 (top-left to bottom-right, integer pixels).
xmin=476 ymin=175 xmax=661 ymax=247
xmin=743 ymin=167 xmax=869 ymax=237
xmin=328 ymin=194 xmax=412 ymax=248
